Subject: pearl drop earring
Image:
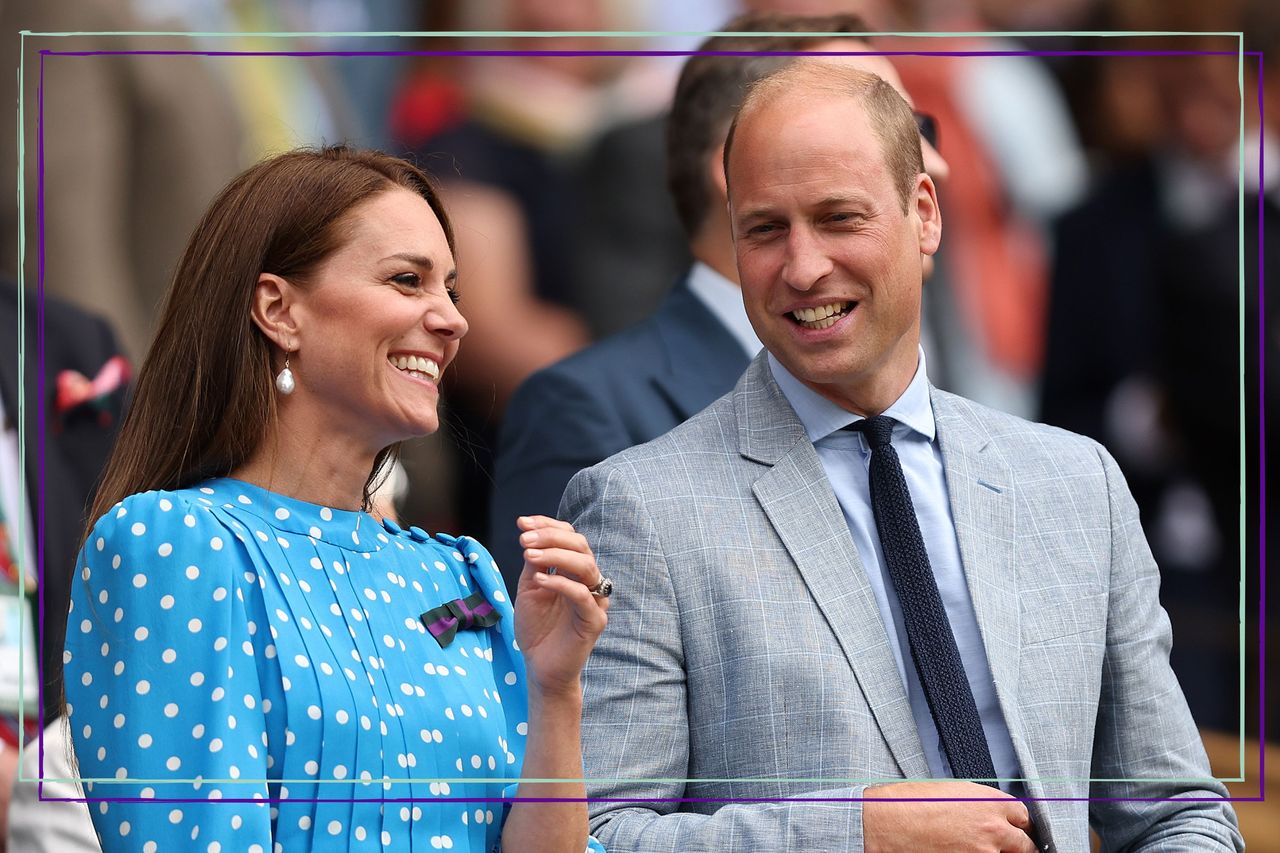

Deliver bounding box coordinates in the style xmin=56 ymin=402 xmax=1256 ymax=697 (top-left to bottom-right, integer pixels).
xmin=275 ymin=354 xmax=296 ymax=396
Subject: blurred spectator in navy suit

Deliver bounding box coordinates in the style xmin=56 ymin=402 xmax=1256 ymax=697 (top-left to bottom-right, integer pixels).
xmin=488 ymin=12 xmax=950 ymax=593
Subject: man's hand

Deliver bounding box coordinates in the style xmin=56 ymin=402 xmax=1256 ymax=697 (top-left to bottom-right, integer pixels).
xmin=864 ymin=781 xmax=1037 ymax=853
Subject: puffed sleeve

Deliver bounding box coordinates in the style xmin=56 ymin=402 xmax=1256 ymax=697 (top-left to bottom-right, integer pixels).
xmin=64 ymin=491 xmax=273 ymax=852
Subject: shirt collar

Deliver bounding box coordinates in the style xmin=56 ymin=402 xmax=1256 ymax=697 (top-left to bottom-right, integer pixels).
xmin=685 ymin=260 xmax=762 ymax=358
xmin=768 ymin=347 xmax=936 ymax=444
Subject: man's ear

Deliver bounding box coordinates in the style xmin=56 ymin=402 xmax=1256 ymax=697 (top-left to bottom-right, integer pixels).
xmin=914 ymin=173 xmax=942 ymax=256
xmin=250 ymin=273 xmax=301 ymax=352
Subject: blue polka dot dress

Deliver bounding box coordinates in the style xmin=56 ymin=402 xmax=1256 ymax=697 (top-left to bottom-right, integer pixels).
xmin=64 ymin=478 xmax=606 ymax=852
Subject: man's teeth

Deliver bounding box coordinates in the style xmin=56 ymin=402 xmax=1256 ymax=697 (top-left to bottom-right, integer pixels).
xmin=792 ymin=302 xmax=852 ymax=329
xmin=390 ymin=355 xmax=440 ymax=380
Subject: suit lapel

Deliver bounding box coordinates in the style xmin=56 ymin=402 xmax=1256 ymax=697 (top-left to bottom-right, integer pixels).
xmin=932 ymin=390 xmax=1052 ymax=806
xmin=649 ymin=279 xmax=751 ymax=422
xmin=738 ymin=357 xmax=928 ymax=778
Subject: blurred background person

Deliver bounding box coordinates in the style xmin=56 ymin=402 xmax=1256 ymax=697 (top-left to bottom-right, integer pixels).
xmin=1 ymin=280 xmax=126 ymax=851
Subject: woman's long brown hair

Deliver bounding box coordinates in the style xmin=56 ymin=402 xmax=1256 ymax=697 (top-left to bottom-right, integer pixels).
xmin=84 ymin=146 xmax=455 ymax=539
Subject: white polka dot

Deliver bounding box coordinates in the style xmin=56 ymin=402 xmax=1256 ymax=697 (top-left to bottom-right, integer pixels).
xmin=333 ymin=765 xmax=348 ymax=779
xmin=120 ymin=822 xmax=130 ymax=836
xmin=160 ymin=595 xmax=175 ymax=610
xmin=134 ymin=627 xmax=149 ymax=642
xmin=166 ymin=756 xmax=181 ymax=771
xmin=169 ymin=809 xmax=183 ymax=824
xmin=130 ymin=522 xmax=146 ymax=536
xmin=132 ymin=574 xmax=147 ymax=589
xmin=307 ymin=705 xmax=321 ymax=720
xmin=516 ymin=722 xmax=528 ymax=736
xmin=355 ymin=827 xmax=367 ymax=841
xmin=186 ymin=565 xmax=200 ymax=580
xmin=213 ymin=587 xmax=227 ymax=601
xmin=188 ymin=618 xmax=202 ymax=633
xmin=209 ymin=537 xmax=223 ymax=551
xmin=309 ymin=526 xmax=322 ymax=538
xmin=158 ymin=543 xmax=173 ymax=557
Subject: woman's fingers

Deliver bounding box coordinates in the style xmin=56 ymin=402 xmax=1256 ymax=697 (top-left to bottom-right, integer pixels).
xmin=519 ymin=524 xmax=590 ymax=556
xmin=530 ymin=572 xmax=609 ymax=630
xmin=515 ymin=516 xmax=608 ymax=601
xmin=516 ymin=515 xmax=575 ymax=533
xmin=522 ymin=546 xmax=598 ymax=586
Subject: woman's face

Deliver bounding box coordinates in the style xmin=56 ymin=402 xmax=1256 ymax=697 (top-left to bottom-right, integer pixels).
xmin=287 ymin=188 xmax=467 ymax=449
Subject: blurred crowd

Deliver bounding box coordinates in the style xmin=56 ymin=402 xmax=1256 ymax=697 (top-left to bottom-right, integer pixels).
xmin=1 ymin=0 xmax=1275 ymax=821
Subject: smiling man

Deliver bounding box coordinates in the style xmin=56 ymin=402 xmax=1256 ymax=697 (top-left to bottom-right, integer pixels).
xmin=566 ymin=60 xmax=1242 ymax=852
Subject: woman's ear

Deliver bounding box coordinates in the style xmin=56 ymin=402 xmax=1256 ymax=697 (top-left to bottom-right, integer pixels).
xmin=251 ymin=273 xmax=300 ymax=351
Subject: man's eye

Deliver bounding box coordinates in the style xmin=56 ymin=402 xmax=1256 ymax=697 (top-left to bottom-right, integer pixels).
xmin=392 ymin=273 xmax=421 ymax=288
xmin=748 ymin=223 xmax=779 ymax=236
xmin=446 ymin=287 xmax=461 ymax=306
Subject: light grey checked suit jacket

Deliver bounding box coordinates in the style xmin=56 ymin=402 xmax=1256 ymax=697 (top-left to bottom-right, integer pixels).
xmin=563 ymin=354 xmax=1241 ymax=853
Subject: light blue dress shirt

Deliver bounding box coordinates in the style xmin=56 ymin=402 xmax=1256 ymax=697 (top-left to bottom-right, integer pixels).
xmin=768 ymin=351 xmax=1023 ymax=789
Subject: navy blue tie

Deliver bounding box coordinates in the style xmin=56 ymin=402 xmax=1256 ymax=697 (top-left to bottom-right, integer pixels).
xmin=849 ymin=415 xmax=998 ymax=784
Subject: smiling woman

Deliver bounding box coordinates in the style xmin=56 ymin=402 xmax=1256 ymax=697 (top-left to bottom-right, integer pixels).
xmin=61 ymin=147 xmax=608 ymax=853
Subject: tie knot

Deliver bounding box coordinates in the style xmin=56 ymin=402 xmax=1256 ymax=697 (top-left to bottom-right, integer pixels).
xmin=849 ymin=415 xmax=896 ymax=449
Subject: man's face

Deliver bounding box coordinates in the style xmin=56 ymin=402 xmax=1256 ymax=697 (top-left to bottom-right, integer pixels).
xmin=728 ymin=92 xmax=940 ymax=414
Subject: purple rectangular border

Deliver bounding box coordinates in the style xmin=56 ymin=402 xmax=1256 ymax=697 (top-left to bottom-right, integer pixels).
xmin=24 ymin=41 xmax=1264 ymax=804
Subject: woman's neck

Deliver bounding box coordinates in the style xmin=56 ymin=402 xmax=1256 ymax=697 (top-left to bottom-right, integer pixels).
xmin=232 ymin=422 xmax=379 ymax=512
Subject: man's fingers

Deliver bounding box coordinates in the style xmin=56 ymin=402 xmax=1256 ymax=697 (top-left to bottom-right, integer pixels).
xmin=1005 ymin=800 xmax=1032 ymax=831
xmin=1001 ymin=824 xmax=1038 ymax=853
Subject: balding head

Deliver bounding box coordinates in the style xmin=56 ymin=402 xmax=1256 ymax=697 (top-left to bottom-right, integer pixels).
xmin=724 ymin=60 xmax=924 ymax=213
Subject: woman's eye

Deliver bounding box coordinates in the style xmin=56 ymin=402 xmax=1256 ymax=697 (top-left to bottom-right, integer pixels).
xmin=392 ymin=273 xmax=421 ymax=288
xmin=446 ymin=287 xmax=461 ymax=306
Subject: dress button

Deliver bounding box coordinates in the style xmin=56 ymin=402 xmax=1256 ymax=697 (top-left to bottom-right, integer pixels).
xmin=383 ymin=518 xmax=403 ymax=535
xmin=408 ymin=526 xmax=430 ymax=542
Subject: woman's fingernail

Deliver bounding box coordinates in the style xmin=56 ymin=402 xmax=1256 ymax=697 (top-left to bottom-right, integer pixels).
xmin=525 ymin=548 xmax=542 ymax=559
xmin=520 ymin=531 xmax=537 ymax=545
